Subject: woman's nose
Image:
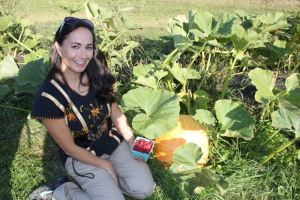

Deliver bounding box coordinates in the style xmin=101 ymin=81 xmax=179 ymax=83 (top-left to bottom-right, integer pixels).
xmin=79 ymin=48 xmax=88 ymax=58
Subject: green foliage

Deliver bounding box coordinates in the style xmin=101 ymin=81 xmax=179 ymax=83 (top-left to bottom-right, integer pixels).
xmin=57 ymin=1 xmax=84 ymax=14
xmin=169 ymin=143 xmax=228 ymax=195
xmin=0 ymin=15 xmax=47 ymax=61
xmin=248 ymin=68 xmax=300 ymax=163
xmin=1 ymin=2 xmax=300 ymax=198
xmin=121 ymin=87 xmax=180 ymax=139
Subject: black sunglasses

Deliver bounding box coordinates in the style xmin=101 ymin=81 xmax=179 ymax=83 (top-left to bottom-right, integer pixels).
xmin=59 ymin=17 xmax=94 ymax=33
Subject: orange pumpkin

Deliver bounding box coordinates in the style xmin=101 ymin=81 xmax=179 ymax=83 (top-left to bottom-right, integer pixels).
xmin=153 ymin=115 xmax=209 ymax=169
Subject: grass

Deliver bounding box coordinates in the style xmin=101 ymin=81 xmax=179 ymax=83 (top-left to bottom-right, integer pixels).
xmin=8 ymin=0 xmax=300 ymax=52
xmin=1 ymin=0 xmax=300 ymax=199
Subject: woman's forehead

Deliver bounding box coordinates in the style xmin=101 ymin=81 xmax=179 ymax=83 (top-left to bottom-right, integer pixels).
xmin=65 ymin=27 xmax=93 ymax=44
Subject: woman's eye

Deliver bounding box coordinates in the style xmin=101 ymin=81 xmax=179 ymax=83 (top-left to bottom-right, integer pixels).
xmin=71 ymin=45 xmax=79 ymax=49
xmin=86 ymin=46 xmax=93 ymax=50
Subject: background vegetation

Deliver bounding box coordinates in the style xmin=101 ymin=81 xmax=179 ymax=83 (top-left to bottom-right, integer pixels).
xmin=0 ymin=0 xmax=300 ymax=199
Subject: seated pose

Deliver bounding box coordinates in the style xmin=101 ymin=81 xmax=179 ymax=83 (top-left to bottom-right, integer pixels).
xmin=29 ymin=17 xmax=155 ymax=200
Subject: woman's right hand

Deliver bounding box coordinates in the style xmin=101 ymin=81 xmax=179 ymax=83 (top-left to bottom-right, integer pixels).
xmin=102 ymin=159 xmax=118 ymax=185
xmin=42 ymin=118 xmax=119 ymax=185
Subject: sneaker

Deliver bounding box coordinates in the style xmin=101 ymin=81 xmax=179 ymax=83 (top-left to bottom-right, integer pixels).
xmin=29 ymin=176 xmax=69 ymax=200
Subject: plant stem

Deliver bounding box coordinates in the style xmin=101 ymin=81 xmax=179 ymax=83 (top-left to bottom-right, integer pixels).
xmin=7 ymin=33 xmax=32 ymax=52
xmin=162 ymin=48 xmax=179 ymax=67
xmin=0 ymin=104 xmax=31 ymax=113
xmin=101 ymin=31 xmax=126 ymax=52
xmin=292 ymin=61 xmax=300 ymax=73
xmin=221 ymin=55 xmax=239 ymax=99
xmin=187 ymin=41 xmax=207 ymax=69
xmin=285 ymin=149 xmax=300 ymax=162
xmin=260 ymin=129 xmax=280 ymax=147
xmin=260 ymin=137 xmax=300 ymax=164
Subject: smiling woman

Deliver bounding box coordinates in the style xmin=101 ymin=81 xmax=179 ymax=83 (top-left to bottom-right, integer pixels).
xmin=54 ymin=27 xmax=93 ymax=94
xmin=28 ymin=17 xmax=155 ymax=200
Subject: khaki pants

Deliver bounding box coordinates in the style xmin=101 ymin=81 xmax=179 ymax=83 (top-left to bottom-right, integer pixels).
xmin=53 ymin=140 xmax=155 ymax=200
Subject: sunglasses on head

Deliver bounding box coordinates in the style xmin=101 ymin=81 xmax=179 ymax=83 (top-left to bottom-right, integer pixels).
xmin=59 ymin=17 xmax=94 ymax=33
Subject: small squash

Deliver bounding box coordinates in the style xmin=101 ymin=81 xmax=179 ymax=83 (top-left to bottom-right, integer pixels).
xmin=153 ymin=115 xmax=209 ymax=169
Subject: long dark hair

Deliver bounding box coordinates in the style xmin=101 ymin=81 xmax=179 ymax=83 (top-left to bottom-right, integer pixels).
xmin=46 ymin=18 xmax=116 ymax=103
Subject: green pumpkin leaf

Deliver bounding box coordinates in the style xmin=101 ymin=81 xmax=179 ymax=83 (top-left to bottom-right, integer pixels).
xmin=248 ymin=68 xmax=276 ymax=104
xmin=193 ymin=90 xmax=212 ymax=110
xmin=215 ymin=99 xmax=254 ymax=140
xmin=193 ymin=109 xmax=217 ymax=141
xmin=0 ymin=56 xmax=18 ymax=79
xmin=0 ymin=15 xmax=15 ymax=31
xmin=272 ymin=105 xmax=300 ymax=138
xmin=167 ymin=63 xmax=200 ymax=87
xmin=193 ymin=109 xmax=216 ymax=127
xmin=85 ymin=2 xmax=100 ymax=19
xmin=285 ymin=73 xmax=300 ymax=92
xmin=0 ymin=85 xmax=11 ymax=98
xmin=23 ymin=39 xmax=37 ymax=49
xmin=133 ymin=64 xmax=154 ymax=77
xmin=170 ymin=143 xmax=202 ymax=173
xmin=170 ymin=143 xmax=228 ymax=195
xmin=269 ymin=40 xmax=297 ymax=59
xmin=15 ymin=18 xmax=34 ymax=28
xmin=58 ymin=1 xmax=83 ymax=14
xmin=231 ymin=24 xmax=265 ymax=51
xmin=14 ymin=83 xmax=39 ymax=94
xmin=133 ymin=64 xmax=168 ymax=89
xmin=121 ymin=87 xmax=180 ymax=139
xmin=134 ymin=76 xmax=158 ymax=89
xmin=17 ymin=58 xmax=46 ymax=87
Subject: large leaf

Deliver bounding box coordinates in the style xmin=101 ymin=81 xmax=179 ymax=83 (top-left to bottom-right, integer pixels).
xmin=0 ymin=85 xmax=11 ymax=98
xmin=167 ymin=63 xmax=200 ymax=87
xmin=231 ymin=24 xmax=265 ymax=51
xmin=0 ymin=56 xmax=19 ymax=79
xmin=17 ymin=58 xmax=46 ymax=87
xmin=193 ymin=109 xmax=216 ymax=127
xmin=256 ymin=12 xmax=291 ymax=33
xmin=193 ymin=109 xmax=218 ymax=141
xmin=134 ymin=76 xmax=158 ymax=89
xmin=189 ymin=11 xmax=235 ymax=40
xmin=121 ymin=87 xmax=180 ymax=139
xmin=0 ymin=15 xmax=15 ymax=31
xmin=248 ymin=68 xmax=276 ymax=104
xmin=169 ymin=143 xmax=228 ymax=195
xmin=170 ymin=143 xmax=203 ymax=172
xmin=193 ymin=90 xmax=212 ymax=110
xmin=285 ymin=73 xmax=300 ymax=93
xmin=13 ymin=83 xmax=39 ymax=94
xmin=269 ymin=40 xmax=297 ymax=59
xmin=133 ymin=64 xmax=168 ymax=89
xmin=272 ymin=105 xmax=300 ymax=138
xmin=85 ymin=2 xmax=100 ymax=19
xmin=58 ymin=1 xmax=83 ymax=14
xmin=133 ymin=64 xmax=154 ymax=77
xmin=279 ymin=74 xmax=300 ymax=111
xmin=215 ymin=99 xmax=254 ymax=140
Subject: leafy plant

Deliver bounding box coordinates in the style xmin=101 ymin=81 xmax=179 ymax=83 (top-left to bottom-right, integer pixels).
xmin=248 ymin=68 xmax=300 ymax=163
xmin=0 ymin=15 xmax=47 ymax=61
xmin=166 ymin=10 xmax=298 ymax=99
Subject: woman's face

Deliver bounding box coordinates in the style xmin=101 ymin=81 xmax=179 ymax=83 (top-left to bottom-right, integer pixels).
xmin=55 ymin=27 xmax=94 ymax=76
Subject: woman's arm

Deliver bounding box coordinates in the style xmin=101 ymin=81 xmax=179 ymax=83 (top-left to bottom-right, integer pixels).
xmin=42 ymin=118 xmax=118 ymax=184
xmin=110 ymin=102 xmax=135 ymax=148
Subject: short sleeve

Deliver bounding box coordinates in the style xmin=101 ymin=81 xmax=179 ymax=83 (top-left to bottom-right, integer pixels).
xmin=31 ymin=80 xmax=67 ymax=119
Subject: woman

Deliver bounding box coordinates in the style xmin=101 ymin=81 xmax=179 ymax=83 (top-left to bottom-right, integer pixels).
xmin=29 ymin=17 xmax=155 ymax=200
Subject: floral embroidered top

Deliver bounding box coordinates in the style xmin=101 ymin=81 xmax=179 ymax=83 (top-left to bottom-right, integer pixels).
xmin=31 ymin=76 xmax=123 ymax=165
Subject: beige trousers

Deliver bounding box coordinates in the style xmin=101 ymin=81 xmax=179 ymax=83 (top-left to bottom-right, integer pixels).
xmin=53 ymin=140 xmax=155 ymax=200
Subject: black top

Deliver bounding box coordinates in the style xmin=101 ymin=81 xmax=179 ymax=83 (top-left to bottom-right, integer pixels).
xmin=31 ymin=76 xmax=123 ymax=165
